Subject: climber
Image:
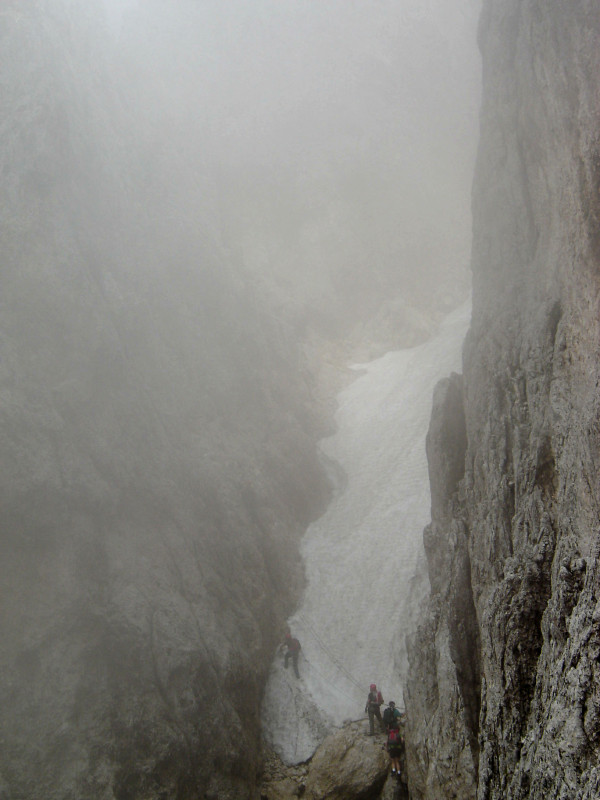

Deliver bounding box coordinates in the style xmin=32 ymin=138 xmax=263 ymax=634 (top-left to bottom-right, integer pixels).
xmin=382 ymin=700 xmax=402 ymax=731
xmin=386 ymin=720 xmax=405 ymax=777
xmin=364 ymin=683 xmax=385 ymax=735
xmin=282 ymin=632 xmax=301 ymax=678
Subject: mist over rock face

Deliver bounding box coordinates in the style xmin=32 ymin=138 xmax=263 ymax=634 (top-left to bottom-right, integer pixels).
xmin=0 ymin=6 xmax=327 ymax=799
xmin=406 ymin=3 xmax=600 ymax=799
xmin=0 ymin=2 xmax=479 ymax=798
xmin=114 ymin=0 xmax=479 ymax=341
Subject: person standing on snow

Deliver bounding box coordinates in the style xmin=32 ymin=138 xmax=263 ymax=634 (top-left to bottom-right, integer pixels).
xmin=365 ymin=683 xmax=385 ymax=735
xmin=282 ymin=632 xmax=301 ymax=678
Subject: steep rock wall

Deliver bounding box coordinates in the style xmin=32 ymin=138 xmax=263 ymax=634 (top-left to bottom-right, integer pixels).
xmin=0 ymin=5 xmax=328 ymax=799
xmin=406 ymin=2 xmax=600 ymax=799
xmin=0 ymin=2 xmax=479 ymax=797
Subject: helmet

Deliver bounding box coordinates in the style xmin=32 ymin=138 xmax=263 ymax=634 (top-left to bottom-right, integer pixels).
xmin=370 ymin=683 xmax=376 ymax=690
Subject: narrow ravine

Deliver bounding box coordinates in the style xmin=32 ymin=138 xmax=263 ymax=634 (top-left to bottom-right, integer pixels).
xmin=262 ymin=302 xmax=471 ymax=763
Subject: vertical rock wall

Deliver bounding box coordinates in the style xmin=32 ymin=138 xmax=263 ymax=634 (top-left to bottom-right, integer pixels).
xmin=406 ymin=2 xmax=600 ymax=799
xmin=0 ymin=4 xmax=328 ymax=799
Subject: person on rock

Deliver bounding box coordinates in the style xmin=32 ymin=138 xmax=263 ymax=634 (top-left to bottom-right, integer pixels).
xmin=383 ymin=700 xmax=402 ymax=731
xmin=282 ymin=631 xmax=301 ymax=678
xmin=365 ymin=683 xmax=385 ymax=735
xmin=386 ymin=720 xmax=405 ymax=777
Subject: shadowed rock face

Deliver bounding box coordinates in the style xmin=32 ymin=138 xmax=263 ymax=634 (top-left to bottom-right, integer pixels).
xmin=406 ymin=2 xmax=600 ymax=799
xmin=0 ymin=5 xmax=328 ymax=799
xmin=0 ymin=2 xmax=478 ymax=797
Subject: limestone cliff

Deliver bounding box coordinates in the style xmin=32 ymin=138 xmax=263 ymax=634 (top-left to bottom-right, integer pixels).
xmin=0 ymin=2 xmax=478 ymax=798
xmin=0 ymin=5 xmax=327 ymax=798
xmin=406 ymin=2 xmax=600 ymax=799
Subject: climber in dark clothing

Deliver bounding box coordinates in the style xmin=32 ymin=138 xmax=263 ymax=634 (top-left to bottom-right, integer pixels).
xmin=383 ymin=700 xmax=403 ymax=731
xmin=386 ymin=721 xmax=405 ymax=777
xmin=365 ymin=683 xmax=386 ymax=735
xmin=282 ymin=632 xmax=301 ymax=678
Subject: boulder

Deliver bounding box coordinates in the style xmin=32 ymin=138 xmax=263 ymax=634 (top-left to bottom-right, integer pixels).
xmin=303 ymin=722 xmax=389 ymax=800
xmin=261 ymin=721 xmax=391 ymax=800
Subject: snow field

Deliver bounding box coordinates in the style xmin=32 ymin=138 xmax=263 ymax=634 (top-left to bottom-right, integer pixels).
xmin=262 ymin=302 xmax=471 ymax=764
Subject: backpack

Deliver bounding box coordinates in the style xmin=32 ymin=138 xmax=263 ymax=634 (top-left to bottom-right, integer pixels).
xmin=383 ymin=707 xmax=395 ymax=727
xmin=388 ymin=728 xmax=402 ymax=748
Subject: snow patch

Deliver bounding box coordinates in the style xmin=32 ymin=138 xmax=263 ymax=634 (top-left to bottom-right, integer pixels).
xmin=262 ymin=302 xmax=471 ymax=764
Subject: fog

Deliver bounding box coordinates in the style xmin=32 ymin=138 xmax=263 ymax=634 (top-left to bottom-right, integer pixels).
xmin=104 ymin=0 xmax=481 ymax=327
xmin=0 ymin=2 xmax=481 ymax=797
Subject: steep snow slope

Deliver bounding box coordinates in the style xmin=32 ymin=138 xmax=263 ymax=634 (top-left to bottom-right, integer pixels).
xmin=262 ymin=303 xmax=470 ymax=763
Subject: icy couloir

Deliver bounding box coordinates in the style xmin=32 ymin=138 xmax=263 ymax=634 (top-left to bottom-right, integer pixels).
xmin=262 ymin=302 xmax=471 ymax=763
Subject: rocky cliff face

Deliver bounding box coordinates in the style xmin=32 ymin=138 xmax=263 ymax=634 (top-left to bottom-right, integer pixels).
xmin=0 ymin=5 xmax=328 ymax=799
xmin=406 ymin=2 xmax=600 ymax=799
xmin=0 ymin=2 xmax=479 ymax=798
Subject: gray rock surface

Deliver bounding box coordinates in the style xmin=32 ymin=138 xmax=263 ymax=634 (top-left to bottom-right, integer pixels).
xmin=0 ymin=2 xmax=478 ymax=798
xmin=303 ymin=723 xmax=389 ymax=800
xmin=261 ymin=721 xmax=391 ymax=800
xmin=0 ymin=5 xmax=328 ymax=799
xmin=406 ymin=2 xmax=600 ymax=799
